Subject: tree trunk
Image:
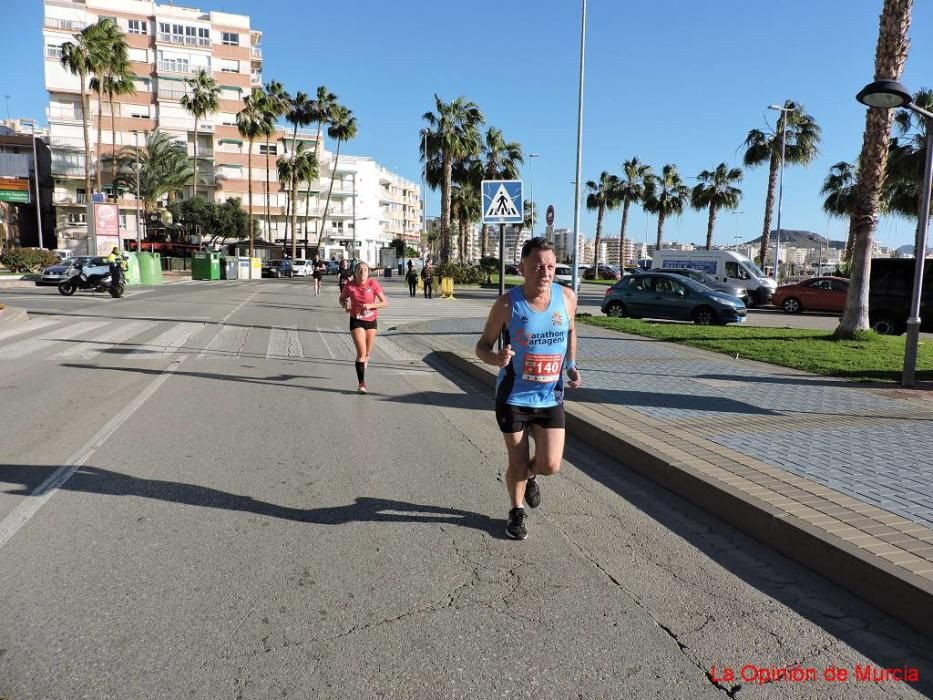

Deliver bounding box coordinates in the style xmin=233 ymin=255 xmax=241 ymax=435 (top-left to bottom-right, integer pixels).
xmin=193 ymin=116 xmax=199 ymax=200
xmin=248 ymin=138 xmax=254 ymax=259
xmin=656 ymin=210 xmax=666 ymax=252
xmin=593 ymin=204 xmax=604 ymax=266
xmin=304 ymin=181 xmax=312 ymax=254
xmin=481 ymin=223 xmax=488 ymax=259
xmin=836 ymin=0 xmax=912 ymax=338
xmin=265 ymin=138 xmax=271 ymax=246
xmin=844 ymin=216 xmax=857 ymax=263
xmin=110 ymin=94 xmax=117 ymax=186
xmin=290 ymin=180 xmax=298 ymax=260
xmin=441 ymin=155 xmax=452 ymax=264
xmin=619 ymin=199 xmax=631 ymax=268
xmin=758 ymin=149 xmax=780 ymax=268
xmin=80 ymin=73 xmax=91 ymax=204
xmin=95 ymin=88 xmax=103 ymax=194
xmin=706 ymin=204 xmax=718 ymax=250
xmin=318 ymin=140 xmax=342 ymax=247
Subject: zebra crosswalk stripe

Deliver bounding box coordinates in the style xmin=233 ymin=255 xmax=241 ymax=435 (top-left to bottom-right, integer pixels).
xmin=197 ymin=324 xmax=250 ymax=359
xmin=55 ymin=320 xmax=153 ymax=360
xmin=0 ymin=321 xmax=110 ymax=360
xmin=122 ymin=322 xmax=205 ymax=359
xmin=266 ymin=326 xmax=303 ymax=359
xmin=0 ymin=319 xmax=58 ymax=344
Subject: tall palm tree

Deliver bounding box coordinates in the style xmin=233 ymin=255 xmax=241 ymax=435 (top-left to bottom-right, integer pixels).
xmin=305 ymin=86 xmax=338 ymax=241
xmin=836 ymin=0 xmax=913 ymax=338
xmin=643 ymin=164 xmax=690 ymax=251
xmin=820 ymin=161 xmax=859 ymax=262
xmin=585 ymin=171 xmax=620 ymax=266
xmin=181 ymin=69 xmax=220 ymax=199
xmin=885 ymin=89 xmax=933 ymax=223
xmin=690 ymin=163 xmax=743 ymax=250
xmin=318 ymin=105 xmax=358 ymax=247
xmin=451 ymin=181 xmax=480 ymax=262
xmin=98 ymin=67 xmax=135 ymax=189
xmin=60 ymin=20 xmax=111 ymax=202
xmin=421 ymin=95 xmax=485 ymax=263
xmin=613 ymin=157 xmax=652 ymax=267
xmin=282 ymin=90 xmax=310 ymax=243
xmin=237 ymin=88 xmax=274 ymax=258
xmin=477 ymin=127 xmax=523 ymax=257
xmin=86 ymin=18 xmax=126 ymax=194
xmin=277 ymin=142 xmax=319 ymax=259
xmin=743 ymin=100 xmax=821 ymax=267
xmin=262 ymin=81 xmax=290 ymax=239
xmin=109 ymin=129 xmax=193 ymax=211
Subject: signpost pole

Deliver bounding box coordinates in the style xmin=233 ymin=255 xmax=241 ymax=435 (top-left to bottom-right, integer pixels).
xmin=28 ymin=121 xmax=43 ymax=249
xmin=498 ymin=222 xmax=505 ymax=350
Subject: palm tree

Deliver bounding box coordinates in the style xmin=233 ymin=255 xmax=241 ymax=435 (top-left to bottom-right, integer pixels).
xmin=108 ymin=130 xmax=193 ymax=212
xmin=237 ymin=88 xmax=275 ymax=258
xmin=743 ymin=101 xmax=821 ymax=267
xmin=181 ymin=69 xmax=220 ymax=199
xmin=820 ymin=161 xmax=859 ymax=261
xmin=886 ymin=89 xmax=933 ymax=224
xmin=643 ymin=164 xmax=690 ymax=251
xmin=613 ymin=157 xmax=653 ymax=267
xmin=477 ymin=127 xmax=523 ymax=257
xmin=421 ymin=95 xmax=485 ymax=263
xmin=277 ymin=142 xmax=319 ymax=259
xmin=451 ymin=181 xmax=480 ymax=262
xmin=262 ymin=81 xmax=290 ymax=239
xmin=585 ymin=171 xmax=620 ymax=266
xmin=690 ymin=163 xmax=743 ymax=250
xmin=318 ymin=105 xmax=358 ymax=247
xmin=305 ymin=86 xmax=338 ymax=241
xmin=86 ymin=18 xmax=126 ymax=194
xmin=836 ymin=0 xmax=913 ymax=338
xmin=60 ymin=20 xmax=111 ymax=202
xmin=97 ymin=66 xmax=135 ymax=189
xmin=282 ymin=90 xmax=310 ymax=243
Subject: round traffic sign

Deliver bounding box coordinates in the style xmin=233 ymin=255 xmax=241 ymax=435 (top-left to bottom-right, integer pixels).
xmin=546 ymin=205 xmax=555 ymax=226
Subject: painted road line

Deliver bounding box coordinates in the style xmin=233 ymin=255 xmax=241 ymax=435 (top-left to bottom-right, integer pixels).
xmin=0 ymin=321 xmax=110 ymax=360
xmin=54 ymin=320 xmax=152 ymax=361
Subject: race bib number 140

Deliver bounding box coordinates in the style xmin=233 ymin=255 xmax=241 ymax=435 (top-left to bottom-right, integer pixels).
xmin=522 ymin=353 xmax=563 ymax=383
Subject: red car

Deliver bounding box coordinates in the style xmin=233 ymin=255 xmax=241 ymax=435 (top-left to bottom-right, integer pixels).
xmin=772 ymin=276 xmax=849 ymax=314
xmin=582 ymin=265 xmax=622 ymax=281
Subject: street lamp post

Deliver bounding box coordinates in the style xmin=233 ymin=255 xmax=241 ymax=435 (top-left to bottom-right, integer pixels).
xmin=808 ymin=235 xmax=824 ymax=276
xmin=731 ymin=210 xmax=744 ymax=250
xmin=856 ymin=79 xmax=933 ymax=387
xmin=25 ymin=120 xmax=44 ymax=249
xmin=768 ymin=103 xmax=795 ymax=285
xmin=529 ymin=153 xmax=540 ymax=236
xmin=570 ymin=0 xmax=586 ymax=294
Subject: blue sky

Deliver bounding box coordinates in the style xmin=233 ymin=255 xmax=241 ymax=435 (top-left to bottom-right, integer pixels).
xmin=5 ymin=1 xmax=932 ymax=249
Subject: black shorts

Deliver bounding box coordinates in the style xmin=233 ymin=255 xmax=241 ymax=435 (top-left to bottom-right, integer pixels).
xmin=350 ymin=317 xmax=377 ymax=331
xmin=313 ymin=272 xmax=322 ymax=280
xmin=495 ymin=402 xmax=565 ymax=433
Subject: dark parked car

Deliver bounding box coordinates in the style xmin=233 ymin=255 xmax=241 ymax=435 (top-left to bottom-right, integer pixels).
xmin=601 ymin=272 xmax=746 ymax=325
xmin=261 ymin=259 xmax=293 ymax=278
xmin=583 ymin=264 xmax=622 ymax=281
xmin=36 ymin=256 xmax=99 ymax=286
xmin=772 ymin=276 xmax=848 ymax=314
xmin=869 ymin=258 xmax=933 ymax=335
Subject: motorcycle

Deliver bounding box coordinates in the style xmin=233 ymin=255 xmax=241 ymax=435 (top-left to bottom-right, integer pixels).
xmin=58 ymin=261 xmax=125 ymax=298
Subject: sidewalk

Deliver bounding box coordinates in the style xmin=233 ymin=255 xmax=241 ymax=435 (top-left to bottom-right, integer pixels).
xmin=389 ymin=317 xmax=933 ymax=637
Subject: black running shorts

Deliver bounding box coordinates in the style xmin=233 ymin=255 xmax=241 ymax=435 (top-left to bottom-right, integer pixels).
xmin=495 ymin=402 xmax=565 ymax=433
xmin=350 ymin=317 xmax=377 ymax=331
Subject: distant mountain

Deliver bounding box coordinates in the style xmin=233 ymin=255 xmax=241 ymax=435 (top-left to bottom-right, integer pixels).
xmin=743 ymin=229 xmax=845 ymax=249
xmin=894 ymin=244 xmax=933 ymax=256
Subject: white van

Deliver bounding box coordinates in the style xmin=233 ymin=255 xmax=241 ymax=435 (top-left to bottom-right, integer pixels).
xmin=650 ymin=250 xmax=776 ymax=306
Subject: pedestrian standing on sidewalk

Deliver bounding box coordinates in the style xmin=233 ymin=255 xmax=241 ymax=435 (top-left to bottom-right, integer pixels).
xmin=421 ymin=262 xmax=434 ymax=299
xmin=339 ymin=262 xmax=387 ymax=394
xmin=337 ymin=258 xmax=353 ymax=295
xmin=311 ymin=255 xmax=326 ymax=296
xmin=474 ymin=237 xmax=581 ymax=540
xmin=405 ymin=263 xmax=418 ymax=297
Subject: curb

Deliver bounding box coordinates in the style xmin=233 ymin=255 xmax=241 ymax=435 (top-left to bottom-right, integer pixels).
xmin=430 ymin=347 xmax=933 ymax=638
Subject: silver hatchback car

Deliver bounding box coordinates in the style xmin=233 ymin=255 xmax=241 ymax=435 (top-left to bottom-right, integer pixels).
xmin=657 ymin=267 xmax=748 ymax=302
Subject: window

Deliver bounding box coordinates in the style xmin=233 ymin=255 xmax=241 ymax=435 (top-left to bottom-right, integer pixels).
xmin=128 ymin=19 xmax=148 ymax=35
xmin=259 ymin=144 xmax=277 ymax=155
xmin=46 ymin=44 xmax=63 ymax=59
xmin=725 ymin=261 xmax=749 ymax=280
xmin=198 ymin=27 xmax=210 ymax=46
xmin=222 ymin=32 xmax=239 ymax=46
xmin=219 ymin=59 xmax=240 ymax=73
xmin=129 ymin=105 xmax=150 ymax=119
xmin=67 ymin=212 xmax=88 ymax=224
xmin=128 ymin=47 xmax=149 ymax=62
xmin=626 ymin=276 xmax=653 ymax=292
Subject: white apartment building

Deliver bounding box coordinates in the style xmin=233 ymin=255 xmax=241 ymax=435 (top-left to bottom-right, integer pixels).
xmin=42 ymin=0 xmax=421 ymax=259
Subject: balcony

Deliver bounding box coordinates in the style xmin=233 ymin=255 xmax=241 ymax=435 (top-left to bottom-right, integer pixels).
xmin=158 ymin=33 xmax=211 ymax=48
xmin=157 ymin=61 xmax=198 ymax=76
xmin=49 ymin=135 xmax=86 ymax=150
xmin=45 ymin=17 xmax=87 ymax=32
xmin=47 ymin=107 xmax=83 ymax=123
xmin=188 ymin=145 xmax=214 ymax=158
xmin=251 ymin=46 xmax=262 ymax=59
xmin=157 ymin=87 xmax=189 ymax=101
xmin=53 ymin=192 xmax=87 ymax=206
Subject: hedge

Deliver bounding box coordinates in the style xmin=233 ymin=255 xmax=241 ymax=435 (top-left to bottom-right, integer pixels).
xmin=0 ymin=248 xmax=59 ymax=273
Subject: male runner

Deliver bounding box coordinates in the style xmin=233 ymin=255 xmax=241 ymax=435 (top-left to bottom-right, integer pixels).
xmin=475 ymin=237 xmax=581 ymax=540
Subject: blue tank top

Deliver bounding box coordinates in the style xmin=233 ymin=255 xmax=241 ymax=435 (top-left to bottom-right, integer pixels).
xmin=496 ymin=284 xmax=570 ymax=408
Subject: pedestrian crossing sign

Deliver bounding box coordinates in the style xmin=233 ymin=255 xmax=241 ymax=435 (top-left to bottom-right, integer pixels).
xmin=482 ymin=180 xmax=523 ymax=224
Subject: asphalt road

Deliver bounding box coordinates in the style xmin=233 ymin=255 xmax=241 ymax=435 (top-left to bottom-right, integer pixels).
xmin=0 ymin=278 xmax=930 ymax=698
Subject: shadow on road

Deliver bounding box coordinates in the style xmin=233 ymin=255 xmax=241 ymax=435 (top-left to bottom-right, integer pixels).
xmin=0 ymin=464 xmax=504 ymax=539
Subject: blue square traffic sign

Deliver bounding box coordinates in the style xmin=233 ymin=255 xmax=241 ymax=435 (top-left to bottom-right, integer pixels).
xmin=481 ymin=180 xmax=523 ymax=224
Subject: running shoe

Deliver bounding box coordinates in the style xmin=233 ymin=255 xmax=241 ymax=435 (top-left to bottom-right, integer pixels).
xmin=505 ymin=507 xmax=527 ymax=540
xmin=524 ymin=476 xmax=541 ymax=508
xmin=358 ymin=383 xmax=367 ymax=394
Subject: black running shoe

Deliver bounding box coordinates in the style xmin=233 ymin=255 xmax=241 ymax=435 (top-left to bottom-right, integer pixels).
xmin=506 ymin=507 xmax=528 ymax=540
xmin=524 ymin=476 xmax=541 ymax=508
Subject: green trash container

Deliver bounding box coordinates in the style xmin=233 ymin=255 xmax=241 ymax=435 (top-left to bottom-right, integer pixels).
xmin=124 ymin=252 xmax=141 ymax=286
xmin=192 ymin=252 xmax=221 ymax=280
xmin=138 ymin=253 xmax=163 ymax=285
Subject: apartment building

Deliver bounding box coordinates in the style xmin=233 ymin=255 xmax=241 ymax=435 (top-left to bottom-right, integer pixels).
xmin=42 ymin=0 xmax=421 ymax=262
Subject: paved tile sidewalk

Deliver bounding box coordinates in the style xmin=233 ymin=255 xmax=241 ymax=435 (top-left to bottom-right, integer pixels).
xmin=388 ymin=316 xmax=933 ymax=635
